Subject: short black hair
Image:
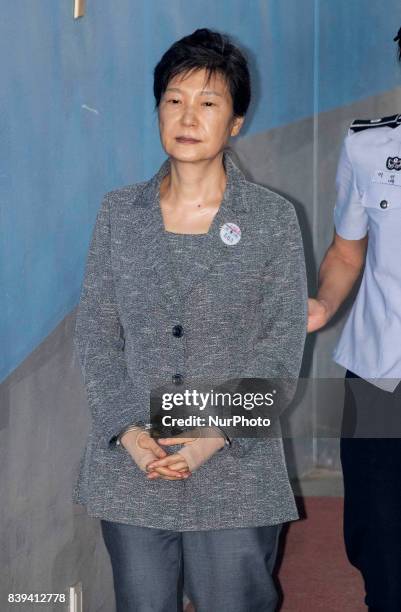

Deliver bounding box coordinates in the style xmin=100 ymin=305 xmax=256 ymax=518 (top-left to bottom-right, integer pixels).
xmin=153 ymin=28 xmax=251 ymax=117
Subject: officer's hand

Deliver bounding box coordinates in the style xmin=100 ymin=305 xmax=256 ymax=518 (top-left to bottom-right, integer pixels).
xmin=121 ymin=429 xmax=189 ymax=479
xmin=307 ymin=297 xmax=330 ymax=333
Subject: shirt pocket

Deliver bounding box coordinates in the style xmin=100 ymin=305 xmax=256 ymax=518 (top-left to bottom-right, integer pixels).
xmin=361 ymin=181 xmax=401 ymax=256
xmin=361 ymin=181 xmax=401 ymax=213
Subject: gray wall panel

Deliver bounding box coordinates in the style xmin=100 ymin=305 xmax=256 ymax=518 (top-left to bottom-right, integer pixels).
xmin=0 ymin=313 xmax=115 ymax=611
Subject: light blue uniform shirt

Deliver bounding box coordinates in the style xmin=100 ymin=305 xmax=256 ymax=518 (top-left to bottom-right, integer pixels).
xmin=332 ymin=119 xmax=401 ymax=392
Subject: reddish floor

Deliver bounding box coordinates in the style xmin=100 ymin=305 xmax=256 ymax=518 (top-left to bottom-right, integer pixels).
xmin=277 ymin=497 xmax=366 ymax=611
xmin=184 ymin=496 xmax=366 ymax=612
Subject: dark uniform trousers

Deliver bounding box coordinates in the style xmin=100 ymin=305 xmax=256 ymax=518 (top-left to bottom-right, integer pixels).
xmin=341 ymin=371 xmax=401 ymax=611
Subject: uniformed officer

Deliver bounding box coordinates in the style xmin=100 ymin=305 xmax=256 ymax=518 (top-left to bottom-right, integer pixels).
xmin=308 ymin=28 xmax=401 ymax=612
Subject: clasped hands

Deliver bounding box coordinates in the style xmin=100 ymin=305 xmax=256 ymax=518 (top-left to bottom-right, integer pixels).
xmin=120 ymin=427 xmax=225 ymax=481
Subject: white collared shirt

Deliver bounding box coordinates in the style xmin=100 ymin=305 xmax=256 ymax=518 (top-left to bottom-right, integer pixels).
xmin=332 ymin=122 xmax=401 ymax=391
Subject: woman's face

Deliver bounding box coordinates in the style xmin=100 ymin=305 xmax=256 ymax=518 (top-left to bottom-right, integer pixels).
xmin=158 ymin=68 xmax=244 ymax=163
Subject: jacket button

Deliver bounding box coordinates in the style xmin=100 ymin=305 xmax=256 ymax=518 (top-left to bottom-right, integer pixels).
xmin=172 ymin=373 xmax=184 ymax=385
xmin=380 ymin=200 xmax=388 ymax=209
xmin=172 ymin=325 xmax=183 ymax=337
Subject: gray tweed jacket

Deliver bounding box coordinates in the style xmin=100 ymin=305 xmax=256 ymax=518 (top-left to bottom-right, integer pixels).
xmin=72 ymin=150 xmax=307 ymax=530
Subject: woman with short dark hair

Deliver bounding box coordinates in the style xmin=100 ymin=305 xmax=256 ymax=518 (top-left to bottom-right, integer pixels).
xmin=73 ymin=28 xmax=307 ymax=611
xmin=153 ymin=28 xmax=251 ymax=117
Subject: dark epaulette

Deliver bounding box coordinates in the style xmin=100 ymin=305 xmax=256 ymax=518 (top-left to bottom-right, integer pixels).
xmin=350 ymin=114 xmax=401 ymax=133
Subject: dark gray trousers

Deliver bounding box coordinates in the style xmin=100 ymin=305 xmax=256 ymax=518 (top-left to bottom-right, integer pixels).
xmin=100 ymin=520 xmax=282 ymax=612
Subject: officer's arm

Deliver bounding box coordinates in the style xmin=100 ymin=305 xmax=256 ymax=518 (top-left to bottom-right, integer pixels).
xmin=308 ymin=230 xmax=368 ymax=332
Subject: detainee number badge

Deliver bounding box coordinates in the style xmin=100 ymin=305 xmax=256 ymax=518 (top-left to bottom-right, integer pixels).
xmin=372 ymin=169 xmax=401 ymax=187
xmin=220 ymin=222 xmax=241 ymax=245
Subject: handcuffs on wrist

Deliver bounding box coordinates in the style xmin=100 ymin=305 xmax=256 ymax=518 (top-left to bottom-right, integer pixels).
xmin=115 ymin=423 xmax=152 ymax=447
xmin=115 ymin=422 xmax=232 ymax=449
